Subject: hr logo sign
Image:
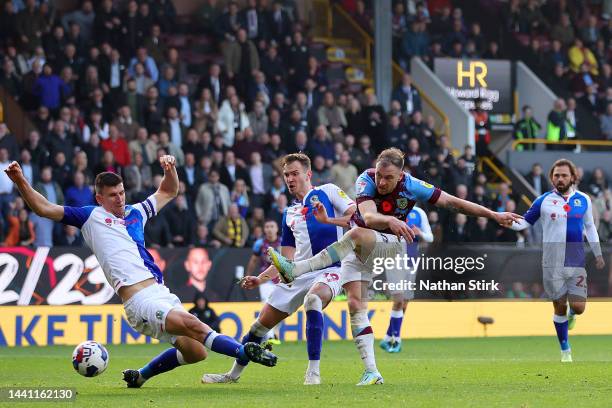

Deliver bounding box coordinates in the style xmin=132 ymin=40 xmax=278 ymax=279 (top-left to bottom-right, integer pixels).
xmin=456 ymin=61 xmax=488 ymax=87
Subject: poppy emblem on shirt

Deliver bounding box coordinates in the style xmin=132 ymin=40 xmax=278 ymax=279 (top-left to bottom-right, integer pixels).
xmin=563 ymin=204 xmax=571 ymax=212
xmin=381 ymin=200 xmax=393 ymax=213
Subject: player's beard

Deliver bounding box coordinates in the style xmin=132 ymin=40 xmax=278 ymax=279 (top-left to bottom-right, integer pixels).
xmin=555 ymin=181 xmax=571 ymax=194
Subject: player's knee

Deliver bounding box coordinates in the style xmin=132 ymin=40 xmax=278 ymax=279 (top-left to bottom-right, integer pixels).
xmin=347 ymin=297 xmax=365 ymax=313
xmin=392 ymin=300 xmax=403 ymax=310
xmin=304 ymin=293 xmax=323 ymax=311
xmin=184 ymin=346 xmax=208 ymax=364
xmin=571 ymin=303 xmax=586 ymax=315
xmin=348 ymin=227 xmax=366 ymax=242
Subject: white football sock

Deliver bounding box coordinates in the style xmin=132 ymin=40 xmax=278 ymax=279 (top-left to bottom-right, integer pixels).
xmin=293 ymin=235 xmax=356 ymax=277
xmin=350 ymin=310 xmax=378 ymax=373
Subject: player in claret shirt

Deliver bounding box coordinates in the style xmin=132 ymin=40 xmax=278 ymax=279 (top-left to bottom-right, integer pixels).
xmin=511 ymin=159 xmax=605 ymax=362
xmin=269 ymin=147 xmax=521 ymax=384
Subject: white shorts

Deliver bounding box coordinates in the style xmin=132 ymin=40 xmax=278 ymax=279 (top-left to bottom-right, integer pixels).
xmin=543 ymin=267 xmax=587 ymax=301
xmin=259 ymin=280 xmax=275 ymax=303
xmin=340 ymin=231 xmax=406 ymax=287
xmin=124 ymin=283 xmax=185 ymax=344
xmin=266 ymin=266 xmax=342 ymax=314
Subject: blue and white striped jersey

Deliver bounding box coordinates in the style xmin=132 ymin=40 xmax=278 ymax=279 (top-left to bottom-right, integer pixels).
xmin=281 ymin=184 xmax=354 ymax=262
xmin=61 ymin=196 xmax=163 ymax=291
xmin=514 ymin=188 xmax=602 ymax=267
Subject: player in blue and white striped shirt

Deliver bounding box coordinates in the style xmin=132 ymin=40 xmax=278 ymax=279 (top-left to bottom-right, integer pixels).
xmin=512 ymin=159 xmax=605 ymax=362
xmin=4 ymin=156 xmax=277 ymax=388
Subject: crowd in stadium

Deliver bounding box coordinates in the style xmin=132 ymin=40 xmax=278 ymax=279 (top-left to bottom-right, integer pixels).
xmin=0 ymin=0 xmax=609 ymax=255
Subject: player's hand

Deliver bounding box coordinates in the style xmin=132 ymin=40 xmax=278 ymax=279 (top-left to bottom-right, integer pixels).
xmin=4 ymin=161 xmax=24 ymax=183
xmin=595 ymin=256 xmax=605 ymax=270
xmin=240 ymin=275 xmax=262 ymax=290
xmin=389 ymin=217 xmax=416 ymax=243
xmin=312 ymin=202 xmax=329 ymax=224
xmin=159 ymin=155 xmax=176 ymax=171
xmin=493 ymin=211 xmax=523 ymax=228
xmin=411 ymin=226 xmax=422 ymax=237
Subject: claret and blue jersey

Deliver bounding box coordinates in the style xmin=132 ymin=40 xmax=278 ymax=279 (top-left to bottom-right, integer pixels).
xmin=352 ymin=169 xmax=441 ymax=233
xmin=61 ymin=196 xmax=163 ymax=291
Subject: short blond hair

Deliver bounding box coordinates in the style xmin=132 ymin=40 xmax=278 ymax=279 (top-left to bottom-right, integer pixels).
xmin=376 ymin=148 xmax=405 ymax=169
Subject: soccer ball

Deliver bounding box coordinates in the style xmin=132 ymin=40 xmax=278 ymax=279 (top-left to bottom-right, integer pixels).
xmin=72 ymin=341 xmax=109 ymax=377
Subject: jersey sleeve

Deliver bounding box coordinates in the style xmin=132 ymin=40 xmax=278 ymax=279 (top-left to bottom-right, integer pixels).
xmin=134 ymin=195 xmax=158 ymax=224
xmin=280 ymin=209 xmax=295 ymax=247
xmin=582 ymin=194 xmax=602 ymax=257
xmin=406 ymin=175 xmax=441 ymax=204
xmin=523 ymin=193 xmax=547 ymax=225
xmin=321 ymin=184 xmax=355 ymax=214
xmin=355 ymin=171 xmax=377 ymax=205
xmin=413 ymin=207 xmax=434 ymax=243
xmin=252 ymin=239 xmax=264 ymax=256
xmin=61 ymin=206 xmax=96 ymax=228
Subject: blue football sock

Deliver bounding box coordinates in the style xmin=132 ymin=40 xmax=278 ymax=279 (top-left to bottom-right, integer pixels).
xmin=390 ymin=310 xmax=404 ymax=339
xmin=553 ymin=314 xmax=570 ymax=351
xmin=139 ymin=348 xmax=183 ymax=380
xmin=204 ymin=331 xmax=246 ymax=359
xmin=306 ymin=310 xmax=324 ymax=361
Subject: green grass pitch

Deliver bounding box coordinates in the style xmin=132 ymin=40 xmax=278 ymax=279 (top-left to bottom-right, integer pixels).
xmin=1 ymin=336 xmax=611 ymax=407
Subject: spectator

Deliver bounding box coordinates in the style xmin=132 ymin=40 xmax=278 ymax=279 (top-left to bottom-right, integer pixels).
xmin=311 ymin=155 xmax=331 ymax=187
xmin=525 ymin=163 xmax=549 ymax=196
xmin=550 ymin=13 xmax=575 ymax=48
xmin=331 ymin=150 xmax=358 ymax=199
xmin=601 ymin=103 xmax=612 ymax=140
xmin=193 ymin=88 xmax=218 ymax=134
xmin=467 ymin=217 xmax=496 ymax=242
xmin=446 ymin=213 xmax=469 ymax=242
xmin=196 ymin=169 xmax=230 ymax=229
xmin=34 ymin=64 xmax=68 ymax=113
xmin=65 ymin=172 xmax=94 ymax=207
xmin=128 ymin=46 xmax=159 ymax=84
xmin=192 ymin=222 xmax=221 ymax=248
xmin=317 ymin=92 xmax=347 ymax=138
xmin=165 ymin=193 xmax=194 ymax=247
xmin=248 ymin=100 xmax=269 ymax=138
xmin=223 ymin=28 xmax=260 ymax=95
xmin=114 ymin=105 xmax=139 ymax=142
xmin=546 ymin=98 xmax=568 ymax=150
xmin=213 ymin=203 xmax=249 ymax=248
xmin=189 ymin=293 xmax=221 ymax=332
xmin=231 ymin=178 xmax=250 ymax=218
xmin=217 ymin=94 xmax=250 ymax=147
xmin=391 ymin=73 xmax=422 ymax=116
xmin=568 ymin=38 xmax=598 ymax=75
xmin=82 ymin=109 xmax=110 ymax=143
xmin=514 ymin=105 xmax=541 ymax=151
xmin=55 ymin=224 xmax=84 ymax=246
xmin=100 ymin=125 xmax=131 ymax=167
xmin=3 ymin=208 xmax=35 ymax=246
xmin=401 ymin=20 xmax=429 ymax=67
xmin=248 ymin=151 xmax=273 ymax=208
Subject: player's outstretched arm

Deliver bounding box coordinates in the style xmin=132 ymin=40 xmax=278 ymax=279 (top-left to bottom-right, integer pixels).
xmin=435 ymin=191 xmax=523 ymax=227
xmin=4 ymin=161 xmax=64 ymax=221
xmin=360 ymin=200 xmax=417 ymax=242
xmin=153 ymin=155 xmax=179 ymax=211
